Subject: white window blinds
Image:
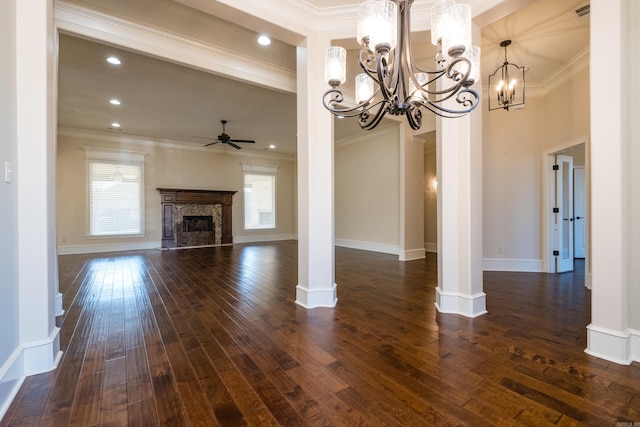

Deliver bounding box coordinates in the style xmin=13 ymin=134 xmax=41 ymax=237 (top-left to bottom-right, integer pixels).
xmin=242 ymin=163 xmax=277 ymax=230
xmin=85 ymin=147 xmax=146 ymax=236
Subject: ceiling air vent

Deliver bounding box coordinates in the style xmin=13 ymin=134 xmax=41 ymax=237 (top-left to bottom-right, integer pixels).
xmin=574 ymin=4 xmax=590 ymax=21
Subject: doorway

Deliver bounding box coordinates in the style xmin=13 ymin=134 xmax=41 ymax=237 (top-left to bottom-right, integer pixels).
xmin=543 ymin=141 xmax=588 ymax=285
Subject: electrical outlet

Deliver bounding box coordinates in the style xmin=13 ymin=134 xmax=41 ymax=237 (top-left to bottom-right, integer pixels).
xmin=4 ymin=161 xmax=12 ymax=183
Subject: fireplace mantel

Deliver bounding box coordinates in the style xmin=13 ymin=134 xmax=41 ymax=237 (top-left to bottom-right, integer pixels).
xmin=157 ymin=188 xmax=237 ymax=248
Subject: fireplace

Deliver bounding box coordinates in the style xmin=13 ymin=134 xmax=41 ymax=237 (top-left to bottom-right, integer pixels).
xmin=177 ymin=215 xmax=215 ymax=247
xmin=157 ymin=188 xmax=236 ymax=248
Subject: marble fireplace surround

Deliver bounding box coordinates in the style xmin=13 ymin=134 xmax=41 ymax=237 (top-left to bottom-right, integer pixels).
xmin=157 ymin=188 xmax=236 ymax=248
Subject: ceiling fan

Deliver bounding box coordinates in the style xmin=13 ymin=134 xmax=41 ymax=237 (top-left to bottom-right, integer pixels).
xmin=192 ymin=120 xmax=255 ymax=149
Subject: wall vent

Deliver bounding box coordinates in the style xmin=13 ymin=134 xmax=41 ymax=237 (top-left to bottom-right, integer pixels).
xmin=574 ymin=4 xmax=590 ymax=20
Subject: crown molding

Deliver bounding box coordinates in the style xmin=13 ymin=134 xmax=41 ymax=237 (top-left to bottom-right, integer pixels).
xmin=540 ymin=46 xmax=589 ymax=95
xmin=54 ymin=0 xmax=296 ymax=93
xmin=58 ymin=127 xmax=296 ymax=162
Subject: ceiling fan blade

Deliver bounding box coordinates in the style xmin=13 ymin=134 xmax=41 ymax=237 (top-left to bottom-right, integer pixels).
xmin=228 ymin=142 xmax=242 ymax=149
xmin=203 ymin=141 xmax=220 ymax=147
xmin=229 ymin=139 xmax=255 ymax=144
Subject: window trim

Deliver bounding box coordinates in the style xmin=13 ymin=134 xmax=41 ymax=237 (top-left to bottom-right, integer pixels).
xmin=83 ymin=146 xmax=147 ymax=238
xmin=242 ymin=163 xmax=278 ymax=231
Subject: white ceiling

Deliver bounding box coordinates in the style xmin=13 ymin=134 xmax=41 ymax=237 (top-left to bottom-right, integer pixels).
xmin=57 ymin=0 xmax=590 ymax=155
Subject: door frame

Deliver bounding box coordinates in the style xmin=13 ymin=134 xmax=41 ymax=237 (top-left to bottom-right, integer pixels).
xmin=542 ymin=137 xmax=590 ymax=286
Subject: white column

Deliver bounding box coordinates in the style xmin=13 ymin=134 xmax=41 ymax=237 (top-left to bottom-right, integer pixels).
xmin=295 ymin=33 xmax=337 ymax=308
xmin=586 ymin=0 xmax=632 ymax=364
xmin=16 ymin=0 xmax=62 ymax=374
xmin=434 ymin=24 xmax=485 ymax=318
xmin=399 ymin=125 xmax=426 ymax=262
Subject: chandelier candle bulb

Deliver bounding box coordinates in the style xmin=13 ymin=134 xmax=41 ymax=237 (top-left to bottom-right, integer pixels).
xmin=325 ymin=47 xmax=347 ymax=86
xmin=430 ymin=0 xmax=457 ymax=46
xmin=355 ymin=73 xmax=375 ymax=104
xmin=442 ymin=3 xmax=471 ymax=58
xmin=358 ymin=0 xmax=398 ymax=53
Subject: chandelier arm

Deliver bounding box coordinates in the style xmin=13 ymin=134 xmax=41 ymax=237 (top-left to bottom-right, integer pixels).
xmin=322 ymin=88 xmax=385 ymax=117
xmin=359 ymin=101 xmax=388 ymax=130
xmin=414 ymin=87 xmax=479 ymax=116
xmin=358 ymin=50 xmax=381 ymax=84
xmin=375 ymin=54 xmax=395 ymax=101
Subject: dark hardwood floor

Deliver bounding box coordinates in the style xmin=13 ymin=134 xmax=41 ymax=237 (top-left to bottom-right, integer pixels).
xmin=2 ymin=242 xmax=639 ymax=426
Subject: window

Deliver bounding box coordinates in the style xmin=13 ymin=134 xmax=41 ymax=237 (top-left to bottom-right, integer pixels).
xmin=84 ymin=147 xmax=146 ymax=236
xmin=243 ymin=164 xmax=277 ymax=230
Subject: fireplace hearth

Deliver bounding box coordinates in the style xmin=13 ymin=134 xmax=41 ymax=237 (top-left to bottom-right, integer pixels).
xmin=157 ymin=188 xmax=236 ymax=248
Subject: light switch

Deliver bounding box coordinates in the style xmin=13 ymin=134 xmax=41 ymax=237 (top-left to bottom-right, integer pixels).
xmin=4 ymin=161 xmax=12 ymax=183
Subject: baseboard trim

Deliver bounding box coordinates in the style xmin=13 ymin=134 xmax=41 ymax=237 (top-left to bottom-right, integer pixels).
xmin=435 ymin=287 xmax=487 ymax=318
xmin=295 ymin=284 xmax=337 ymax=309
xmin=335 ymin=239 xmax=399 ymax=256
xmin=585 ymin=324 xmax=634 ymax=365
xmin=399 ymin=248 xmax=426 ymax=261
xmin=0 ymin=348 xmax=25 ymax=421
xmin=424 ymin=242 xmax=437 ymax=253
xmin=58 ymin=241 xmax=161 ymax=255
xmin=0 ymin=328 xmax=62 ymax=421
xmin=632 ymin=329 xmax=640 ymax=363
xmin=233 ymin=233 xmax=296 ymax=244
xmin=483 ymin=258 xmax=543 ymax=272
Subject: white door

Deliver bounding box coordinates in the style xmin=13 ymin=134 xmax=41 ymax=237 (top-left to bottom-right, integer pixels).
xmin=555 ymin=155 xmax=574 ymax=272
xmin=574 ymin=167 xmax=586 ymax=258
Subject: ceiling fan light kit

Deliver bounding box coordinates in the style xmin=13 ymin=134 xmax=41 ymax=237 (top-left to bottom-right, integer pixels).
xmin=488 ymin=39 xmax=526 ymax=111
xmin=322 ymin=0 xmax=480 ymax=131
xmin=193 ymin=120 xmax=256 ymax=150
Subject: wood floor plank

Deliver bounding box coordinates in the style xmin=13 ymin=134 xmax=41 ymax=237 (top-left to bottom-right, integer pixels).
xmin=3 ymin=244 xmax=640 ymax=426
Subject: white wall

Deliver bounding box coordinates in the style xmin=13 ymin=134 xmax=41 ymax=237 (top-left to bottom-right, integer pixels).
xmin=0 ymin=0 xmax=22 ymax=417
xmin=335 ymin=124 xmax=400 ymax=254
xmin=424 ymin=143 xmax=437 ymax=252
xmin=482 ymin=96 xmax=545 ymax=271
xmin=56 ymin=130 xmax=297 ymax=253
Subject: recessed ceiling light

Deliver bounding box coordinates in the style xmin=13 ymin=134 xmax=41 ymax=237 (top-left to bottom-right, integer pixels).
xmin=258 ymin=35 xmax=271 ymax=46
xmin=107 ymin=56 xmax=121 ymax=65
xmin=269 ymin=144 xmax=276 ymax=149
xmin=111 ymin=122 xmax=121 ymax=128
xmin=110 ymin=99 xmax=121 ymax=105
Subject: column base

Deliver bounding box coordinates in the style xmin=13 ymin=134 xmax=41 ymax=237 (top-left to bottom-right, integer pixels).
xmin=585 ymin=324 xmax=634 ymax=365
xmin=295 ymin=284 xmax=337 ymax=308
xmin=399 ymin=248 xmax=426 ymax=261
xmin=435 ymin=287 xmax=487 ymax=318
xmin=23 ymin=326 xmax=63 ymax=375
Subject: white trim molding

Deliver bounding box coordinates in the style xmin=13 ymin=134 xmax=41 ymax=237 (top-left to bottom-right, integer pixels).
xmin=483 ymin=258 xmax=544 ymax=272
xmin=435 ymin=288 xmax=488 ymax=318
xmin=0 ymin=348 xmax=25 ymax=421
xmin=399 ymin=248 xmax=426 ymax=261
xmin=632 ymin=330 xmax=640 ymax=363
xmin=295 ymin=284 xmax=337 ymax=309
xmin=58 ymin=241 xmax=161 ymax=255
xmin=234 ymin=234 xmax=296 ymax=244
xmin=585 ymin=324 xmax=635 ymax=365
xmin=1 ymin=328 xmax=63 ymax=418
xmin=424 ymin=242 xmax=437 ymax=253
xmin=335 ymin=238 xmax=399 ymax=256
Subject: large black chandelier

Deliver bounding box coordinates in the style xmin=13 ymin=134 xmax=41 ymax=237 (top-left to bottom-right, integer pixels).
xmin=322 ymin=0 xmax=480 ymax=131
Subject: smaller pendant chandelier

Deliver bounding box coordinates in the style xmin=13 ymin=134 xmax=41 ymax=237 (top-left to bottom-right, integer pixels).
xmin=322 ymin=0 xmax=480 ymax=131
xmin=488 ymin=40 xmax=526 ymax=111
